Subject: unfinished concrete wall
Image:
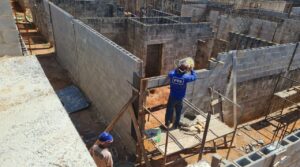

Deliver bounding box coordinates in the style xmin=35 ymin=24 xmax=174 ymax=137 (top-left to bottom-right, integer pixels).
xmin=214 ymin=14 xmax=300 ymax=43
xmin=216 ymin=15 xmax=278 ymax=41
xmin=195 ymin=38 xmax=214 ymax=69
xmin=50 ymin=4 xmax=77 ymax=79
xmin=228 ymin=32 xmax=275 ymax=50
xmin=210 ymin=38 xmax=228 ymax=58
xmin=210 ymin=0 xmax=287 ymax=12
xmin=153 ymin=0 xmax=182 ymax=15
xmin=28 ymin=0 xmax=54 ymax=45
xmin=181 ymin=4 xmax=207 ymax=21
xmin=80 ymin=17 xmax=128 ymax=48
xmin=0 ymin=0 xmax=22 ymax=56
xmin=185 ymin=52 xmax=234 ymax=114
xmin=146 ymin=9 xmax=176 ymax=17
xmin=49 ymin=2 xmax=143 ymax=153
xmin=291 ymin=7 xmax=300 ymax=16
xmin=273 ymin=19 xmax=300 ymax=44
xmin=185 ymin=43 xmax=300 ymax=126
xmin=221 ymin=130 xmax=300 ymax=167
xmin=225 ymin=43 xmax=300 ymax=124
xmin=52 ymin=0 xmax=122 ymax=17
xmin=127 ymin=17 xmax=213 ymax=75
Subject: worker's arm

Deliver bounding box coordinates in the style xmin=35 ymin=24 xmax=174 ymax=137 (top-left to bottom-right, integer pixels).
xmin=185 ymin=70 xmax=197 ymax=82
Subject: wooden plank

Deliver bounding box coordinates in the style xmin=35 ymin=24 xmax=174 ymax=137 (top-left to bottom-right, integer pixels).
xmin=211 ymin=97 xmax=224 ymax=106
xmin=275 ymin=90 xmax=297 ymax=98
xmin=158 ymin=142 xmax=181 ymax=155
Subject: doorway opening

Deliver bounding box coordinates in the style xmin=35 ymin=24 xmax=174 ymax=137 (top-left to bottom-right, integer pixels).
xmin=145 ymin=44 xmax=163 ymax=77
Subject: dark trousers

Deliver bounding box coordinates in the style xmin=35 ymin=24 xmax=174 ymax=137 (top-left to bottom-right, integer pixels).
xmin=165 ymin=96 xmax=183 ymax=128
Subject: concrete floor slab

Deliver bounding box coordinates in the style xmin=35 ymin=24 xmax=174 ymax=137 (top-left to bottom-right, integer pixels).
xmin=0 ymin=56 xmax=96 ymax=167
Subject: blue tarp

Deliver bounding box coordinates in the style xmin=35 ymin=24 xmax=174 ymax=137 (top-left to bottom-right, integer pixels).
xmin=57 ymin=85 xmax=90 ymax=113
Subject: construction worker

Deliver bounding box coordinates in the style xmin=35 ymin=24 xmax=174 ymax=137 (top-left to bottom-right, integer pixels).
xmin=165 ymin=58 xmax=197 ymax=129
xmin=90 ymin=132 xmax=114 ymax=167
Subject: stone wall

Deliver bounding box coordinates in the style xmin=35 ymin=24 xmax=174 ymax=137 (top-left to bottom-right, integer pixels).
xmin=49 ymin=2 xmax=143 ymax=153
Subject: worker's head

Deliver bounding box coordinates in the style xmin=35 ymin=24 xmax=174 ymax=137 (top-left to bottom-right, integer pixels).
xmin=177 ymin=64 xmax=189 ymax=74
xmin=97 ymin=132 xmax=113 ymax=147
xmin=176 ymin=57 xmax=194 ymax=74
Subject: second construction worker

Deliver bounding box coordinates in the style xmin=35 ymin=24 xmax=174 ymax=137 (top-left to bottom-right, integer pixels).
xmin=90 ymin=132 xmax=114 ymax=167
xmin=165 ymin=58 xmax=197 ymax=129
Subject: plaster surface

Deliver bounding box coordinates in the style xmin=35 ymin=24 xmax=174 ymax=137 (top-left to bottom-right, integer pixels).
xmin=0 ymin=56 xmax=96 ymax=167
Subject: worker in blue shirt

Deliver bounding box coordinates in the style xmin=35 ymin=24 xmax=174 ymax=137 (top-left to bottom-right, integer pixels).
xmin=165 ymin=60 xmax=197 ymax=129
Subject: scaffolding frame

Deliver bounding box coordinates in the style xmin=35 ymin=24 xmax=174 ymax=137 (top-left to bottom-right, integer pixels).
xmin=140 ymin=76 xmax=242 ymax=166
xmin=207 ymin=87 xmax=242 ymax=159
xmin=264 ymin=75 xmax=300 ymax=143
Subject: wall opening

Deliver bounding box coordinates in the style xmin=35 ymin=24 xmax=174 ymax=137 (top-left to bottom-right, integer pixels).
xmin=145 ymin=44 xmax=163 ymax=77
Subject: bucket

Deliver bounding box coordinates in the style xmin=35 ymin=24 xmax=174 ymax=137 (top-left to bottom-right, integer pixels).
xmin=145 ymin=128 xmax=161 ymax=143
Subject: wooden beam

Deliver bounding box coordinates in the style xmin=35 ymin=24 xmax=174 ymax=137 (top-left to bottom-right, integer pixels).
xmin=105 ymin=95 xmax=138 ymax=132
xmin=129 ymin=106 xmax=151 ymax=167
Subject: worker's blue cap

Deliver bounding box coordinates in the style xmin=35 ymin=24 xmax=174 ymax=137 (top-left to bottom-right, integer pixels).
xmin=98 ymin=132 xmax=113 ymax=143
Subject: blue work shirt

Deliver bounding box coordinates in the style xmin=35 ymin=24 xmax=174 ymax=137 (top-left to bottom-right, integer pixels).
xmin=168 ymin=69 xmax=197 ymax=100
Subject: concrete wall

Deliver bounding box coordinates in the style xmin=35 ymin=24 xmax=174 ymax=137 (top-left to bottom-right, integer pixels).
xmin=184 ymin=42 xmax=300 ymax=125
xmin=216 ymin=14 xmax=278 ymax=41
xmin=181 ymin=4 xmax=207 ymax=21
xmin=50 ymin=5 xmax=77 ymax=79
xmin=221 ymin=130 xmax=300 ymax=167
xmin=49 ymin=2 xmax=143 ymax=153
xmin=152 ymin=0 xmax=182 ymax=15
xmin=228 ymin=32 xmax=275 ymax=50
xmin=210 ymin=0 xmax=288 ymax=12
xmin=212 ymin=14 xmax=300 ymax=43
xmin=0 ymin=0 xmax=22 ymax=56
xmin=28 ymin=0 xmax=54 ymax=45
xmin=291 ymin=7 xmax=300 ymax=16
xmin=127 ymin=17 xmax=213 ymax=75
xmin=52 ymin=0 xmax=122 ymax=17
xmin=80 ymin=17 xmax=128 ymax=48
xmin=273 ymin=19 xmax=300 ymax=44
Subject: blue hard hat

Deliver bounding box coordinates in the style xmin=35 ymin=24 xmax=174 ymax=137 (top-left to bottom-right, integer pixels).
xmin=98 ymin=132 xmax=113 ymax=143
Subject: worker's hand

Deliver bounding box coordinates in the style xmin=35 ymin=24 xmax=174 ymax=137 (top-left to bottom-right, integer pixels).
xmin=187 ymin=66 xmax=193 ymax=72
